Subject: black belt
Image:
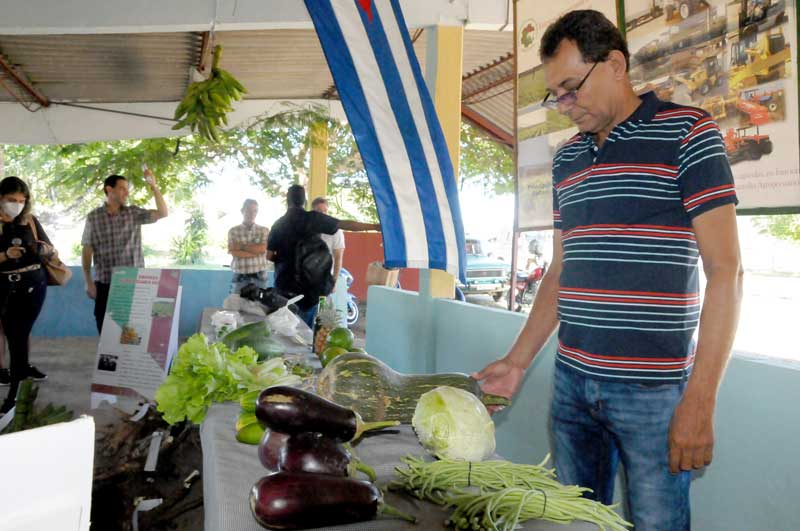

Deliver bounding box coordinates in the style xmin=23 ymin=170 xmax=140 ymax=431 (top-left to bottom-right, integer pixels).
xmin=2 ymin=263 xmax=42 ymax=282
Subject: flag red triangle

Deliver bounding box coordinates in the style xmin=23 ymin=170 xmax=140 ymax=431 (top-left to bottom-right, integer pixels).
xmin=357 ymin=0 xmax=373 ymax=22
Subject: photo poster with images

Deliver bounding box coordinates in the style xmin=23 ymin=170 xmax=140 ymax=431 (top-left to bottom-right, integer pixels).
xmin=515 ymin=0 xmax=620 ymax=231
xmin=90 ymin=268 xmax=182 ymax=405
xmin=623 ymin=0 xmax=799 ymax=210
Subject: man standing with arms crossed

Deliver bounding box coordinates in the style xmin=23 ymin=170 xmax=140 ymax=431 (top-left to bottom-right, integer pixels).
xmin=474 ymin=11 xmax=742 ymax=530
xmin=82 ymin=167 xmax=169 ymax=333
xmin=228 ymin=198 xmax=270 ymax=294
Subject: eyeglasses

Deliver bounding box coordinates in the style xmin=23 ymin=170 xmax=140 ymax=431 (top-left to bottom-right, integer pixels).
xmin=541 ymin=62 xmax=599 ymax=110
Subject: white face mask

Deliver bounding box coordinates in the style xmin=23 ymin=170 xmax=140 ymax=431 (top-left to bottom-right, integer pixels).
xmin=1 ymin=201 xmax=24 ymax=218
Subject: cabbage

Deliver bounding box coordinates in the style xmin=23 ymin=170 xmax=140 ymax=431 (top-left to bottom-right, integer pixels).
xmin=412 ymin=385 xmax=496 ymax=461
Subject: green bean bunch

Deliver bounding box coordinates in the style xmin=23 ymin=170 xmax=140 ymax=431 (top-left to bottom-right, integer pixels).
xmin=390 ymin=454 xmax=562 ymax=503
xmin=390 ymin=455 xmax=632 ymax=531
xmin=443 ymin=486 xmax=631 ymax=531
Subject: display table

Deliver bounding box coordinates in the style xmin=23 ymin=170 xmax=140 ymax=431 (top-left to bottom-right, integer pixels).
xmin=200 ymin=402 xmax=598 ymax=531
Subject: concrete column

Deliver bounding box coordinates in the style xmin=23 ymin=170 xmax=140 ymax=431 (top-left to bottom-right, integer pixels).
xmin=420 ymin=24 xmax=464 ymax=300
xmin=307 ymin=120 xmax=329 ymax=203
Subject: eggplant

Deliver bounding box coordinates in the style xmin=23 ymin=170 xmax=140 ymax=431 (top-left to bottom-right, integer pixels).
xmin=255 ymin=386 xmax=399 ymax=442
xmin=258 ymin=429 xmax=290 ymax=472
xmin=249 ymin=472 xmax=416 ymax=530
xmin=279 ymin=432 xmax=376 ymax=481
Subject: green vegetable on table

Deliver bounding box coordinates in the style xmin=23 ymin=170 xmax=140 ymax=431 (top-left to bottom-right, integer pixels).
xmin=221 ymin=320 xmax=284 ymax=361
xmin=391 ymin=455 xmax=632 ymax=531
xmin=412 ymin=386 xmax=496 ymax=461
xmin=155 ymin=333 xmax=301 ymax=425
xmin=316 ymin=352 xmax=509 ymax=423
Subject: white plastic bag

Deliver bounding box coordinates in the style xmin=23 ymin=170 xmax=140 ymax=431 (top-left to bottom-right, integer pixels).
xmin=266 ymin=295 xmax=312 ymax=346
xmin=210 ymin=310 xmax=240 ymax=341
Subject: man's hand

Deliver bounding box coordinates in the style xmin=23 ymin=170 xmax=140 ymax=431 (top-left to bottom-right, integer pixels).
xmin=668 ymin=393 xmax=715 ymax=473
xmin=144 ymin=168 xmax=158 ymax=190
xmin=472 ymin=358 xmax=525 ymax=414
xmin=6 ymin=246 xmax=26 ymax=259
xmin=86 ymin=280 xmax=97 ymax=300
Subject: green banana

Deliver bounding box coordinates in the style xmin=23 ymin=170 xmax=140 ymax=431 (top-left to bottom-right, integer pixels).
xmin=171 ymin=44 xmax=246 ymax=142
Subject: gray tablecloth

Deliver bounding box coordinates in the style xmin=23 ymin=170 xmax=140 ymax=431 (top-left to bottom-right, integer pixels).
xmin=200 ymin=402 xmax=598 ymax=531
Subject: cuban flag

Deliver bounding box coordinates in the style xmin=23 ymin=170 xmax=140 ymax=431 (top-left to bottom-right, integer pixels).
xmin=304 ymin=0 xmax=467 ymax=283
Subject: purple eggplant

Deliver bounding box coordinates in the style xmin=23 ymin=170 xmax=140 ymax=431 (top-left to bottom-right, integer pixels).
xmin=255 ymin=386 xmax=398 ymax=442
xmin=249 ymin=472 xmax=415 ymax=530
xmin=258 ymin=429 xmax=290 ymax=472
xmin=279 ymin=432 xmax=376 ymax=481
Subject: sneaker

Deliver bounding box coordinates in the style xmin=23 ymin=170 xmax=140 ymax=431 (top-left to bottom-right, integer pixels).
xmin=0 ymin=368 xmax=9 ymax=386
xmin=26 ymin=365 xmax=47 ymax=382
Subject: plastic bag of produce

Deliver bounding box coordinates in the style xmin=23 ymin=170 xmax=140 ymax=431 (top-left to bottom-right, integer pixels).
xmin=210 ymin=310 xmax=241 ymax=341
xmin=221 ymin=320 xmax=284 ymax=361
xmin=267 ymin=295 xmax=312 ymax=346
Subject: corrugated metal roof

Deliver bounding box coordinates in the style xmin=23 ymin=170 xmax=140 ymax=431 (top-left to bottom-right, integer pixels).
xmin=0 ymin=28 xmax=514 ymax=136
xmin=0 ymin=33 xmax=199 ymax=103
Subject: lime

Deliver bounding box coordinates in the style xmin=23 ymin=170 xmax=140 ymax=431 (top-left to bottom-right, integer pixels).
xmin=236 ymin=421 xmax=265 ymax=445
xmin=326 ymin=327 xmax=355 ymax=350
xmin=319 ymin=346 xmax=349 ymax=367
xmin=235 ymin=411 xmax=258 ymax=432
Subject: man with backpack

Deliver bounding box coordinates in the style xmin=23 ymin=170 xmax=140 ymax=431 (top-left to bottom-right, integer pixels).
xmin=267 ymin=185 xmax=379 ymax=327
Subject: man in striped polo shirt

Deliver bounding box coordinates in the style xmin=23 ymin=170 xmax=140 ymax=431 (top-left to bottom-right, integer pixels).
xmin=475 ymin=10 xmax=742 ymax=530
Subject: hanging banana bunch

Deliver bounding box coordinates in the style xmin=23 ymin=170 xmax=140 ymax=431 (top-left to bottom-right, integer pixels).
xmin=172 ymin=44 xmax=247 ymax=142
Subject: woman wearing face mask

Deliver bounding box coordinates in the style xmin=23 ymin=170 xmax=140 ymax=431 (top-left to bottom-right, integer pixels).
xmin=0 ymin=176 xmax=52 ymax=415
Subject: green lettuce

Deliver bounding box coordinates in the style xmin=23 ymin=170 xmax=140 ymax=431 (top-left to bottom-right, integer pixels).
xmin=155 ymin=333 xmax=301 ymax=425
xmin=412 ymin=385 xmax=496 ymax=461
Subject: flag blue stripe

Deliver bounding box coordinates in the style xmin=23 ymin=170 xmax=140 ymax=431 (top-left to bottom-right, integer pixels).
xmin=389 ymin=0 xmax=467 ymax=281
xmin=356 ymin=3 xmax=448 ymax=270
xmin=305 ymin=0 xmax=408 ymax=268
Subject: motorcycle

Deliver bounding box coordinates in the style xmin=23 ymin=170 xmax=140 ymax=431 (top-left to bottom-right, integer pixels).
xmin=339 ymin=268 xmax=359 ymax=326
xmin=514 ymin=264 xmax=546 ymax=312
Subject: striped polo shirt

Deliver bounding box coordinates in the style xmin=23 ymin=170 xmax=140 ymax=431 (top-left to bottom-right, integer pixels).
xmin=551 ymin=91 xmax=737 ymax=383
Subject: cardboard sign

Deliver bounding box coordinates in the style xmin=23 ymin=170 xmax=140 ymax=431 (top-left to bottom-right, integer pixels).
xmin=90 ymin=268 xmax=182 ymax=403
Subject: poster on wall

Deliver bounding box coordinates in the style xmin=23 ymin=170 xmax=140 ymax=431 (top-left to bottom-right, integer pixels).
xmin=515 ymin=1 xmax=619 ymax=230
xmin=624 ymin=0 xmax=800 ymax=210
xmin=90 ymin=268 xmax=182 ymax=404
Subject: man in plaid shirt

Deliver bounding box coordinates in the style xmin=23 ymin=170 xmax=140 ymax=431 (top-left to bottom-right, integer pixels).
xmin=227 ymin=199 xmax=270 ymax=294
xmin=81 ymin=169 xmax=169 ymax=333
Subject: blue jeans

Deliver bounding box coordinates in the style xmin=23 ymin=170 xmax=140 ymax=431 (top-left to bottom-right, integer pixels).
xmin=298 ymin=304 xmax=318 ymax=330
xmin=550 ymin=363 xmax=691 ymax=531
xmin=231 ymin=271 xmax=268 ymax=294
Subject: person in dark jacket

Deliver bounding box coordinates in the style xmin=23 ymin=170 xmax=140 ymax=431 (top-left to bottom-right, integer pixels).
xmin=0 ymin=177 xmax=52 ymax=415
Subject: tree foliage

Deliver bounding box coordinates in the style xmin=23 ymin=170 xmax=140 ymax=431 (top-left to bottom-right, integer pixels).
xmin=459 ymin=123 xmax=514 ymax=194
xmin=753 ymin=215 xmax=800 ymax=243
xmin=1 ymin=106 xmax=513 ymax=226
xmin=171 ymin=203 xmax=209 ymax=264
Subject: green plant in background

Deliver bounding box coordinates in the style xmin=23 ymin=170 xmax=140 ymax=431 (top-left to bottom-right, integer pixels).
xmin=171 ymin=204 xmax=209 ymax=265
xmin=753 ymin=215 xmax=800 ymax=243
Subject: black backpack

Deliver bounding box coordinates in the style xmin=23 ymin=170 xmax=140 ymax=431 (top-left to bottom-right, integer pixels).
xmin=293 ymin=233 xmax=335 ymax=302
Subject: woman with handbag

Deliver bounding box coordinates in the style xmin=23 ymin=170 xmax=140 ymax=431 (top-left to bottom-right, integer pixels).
xmin=0 ymin=176 xmax=51 ymax=415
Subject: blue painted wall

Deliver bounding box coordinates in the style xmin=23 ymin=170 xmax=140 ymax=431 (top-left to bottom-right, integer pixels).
xmin=365 ymin=286 xmax=800 ymax=531
xmin=32 ymin=266 xmax=233 ymax=339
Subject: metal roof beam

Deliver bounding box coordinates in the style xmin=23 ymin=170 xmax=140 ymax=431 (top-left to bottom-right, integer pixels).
xmin=461 ymin=105 xmax=512 ymax=147
xmin=0 ymin=0 xmax=513 ymax=35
